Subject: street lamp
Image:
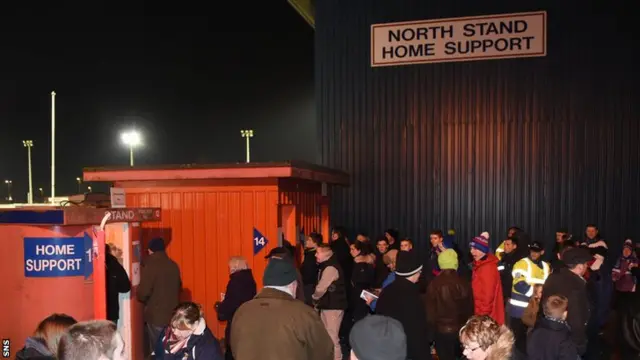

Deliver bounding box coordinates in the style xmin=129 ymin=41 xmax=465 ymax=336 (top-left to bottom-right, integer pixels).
xmin=87 ymin=186 xmax=92 ymax=193
xmin=23 ymin=140 xmax=34 ymax=204
xmin=121 ymin=130 xmax=141 ymax=167
xmin=240 ymin=129 xmax=254 ymax=163
xmin=39 ymin=187 xmax=44 ymax=202
xmin=5 ymin=180 xmax=12 ymax=202
xmin=76 ymin=177 xmax=82 ymax=194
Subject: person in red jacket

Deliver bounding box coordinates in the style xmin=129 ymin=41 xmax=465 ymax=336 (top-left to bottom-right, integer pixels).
xmin=469 ymin=232 xmax=505 ymax=325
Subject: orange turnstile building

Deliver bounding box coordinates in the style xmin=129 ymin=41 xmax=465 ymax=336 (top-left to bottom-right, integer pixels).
xmin=83 ymin=161 xmax=349 ymax=339
xmin=0 ymin=206 xmax=161 ymax=360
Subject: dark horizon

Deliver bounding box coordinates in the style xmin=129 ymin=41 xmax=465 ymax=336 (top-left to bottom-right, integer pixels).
xmin=0 ymin=7 xmax=315 ymax=201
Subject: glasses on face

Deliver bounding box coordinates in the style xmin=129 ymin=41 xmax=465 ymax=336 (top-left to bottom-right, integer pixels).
xmin=463 ymin=344 xmax=481 ymax=352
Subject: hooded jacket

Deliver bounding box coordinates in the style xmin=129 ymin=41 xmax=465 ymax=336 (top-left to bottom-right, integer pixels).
xmin=15 ymin=337 xmax=54 ymax=360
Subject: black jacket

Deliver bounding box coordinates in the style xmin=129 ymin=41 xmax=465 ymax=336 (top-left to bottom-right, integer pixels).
xmin=215 ymin=269 xmax=256 ymax=353
xmin=106 ymin=252 xmax=131 ymax=323
xmin=541 ymin=267 xmax=590 ymax=355
xmin=301 ymin=248 xmax=319 ymax=286
xmin=330 ymin=236 xmax=353 ymax=286
xmin=498 ymin=251 xmax=523 ymax=300
xmin=376 ymin=277 xmax=430 ymax=360
xmin=527 ymin=317 xmax=578 ymax=360
xmin=374 ymin=251 xmax=390 ymax=288
xmin=316 ymin=256 xmax=348 ymax=310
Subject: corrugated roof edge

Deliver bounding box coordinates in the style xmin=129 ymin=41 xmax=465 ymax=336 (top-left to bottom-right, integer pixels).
xmin=83 ymin=160 xmax=349 ymax=185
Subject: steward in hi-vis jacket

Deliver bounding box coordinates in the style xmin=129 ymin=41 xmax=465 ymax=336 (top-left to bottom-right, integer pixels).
xmin=509 ymin=241 xmax=550 ymax=355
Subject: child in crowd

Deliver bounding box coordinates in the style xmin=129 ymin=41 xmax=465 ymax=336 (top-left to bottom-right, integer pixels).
xmin=527 ymin=295 xmax=578 ymax=360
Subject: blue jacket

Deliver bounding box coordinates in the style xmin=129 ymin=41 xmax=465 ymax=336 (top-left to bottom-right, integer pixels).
xmin=369 ymin=272 xmax=396 ymax=311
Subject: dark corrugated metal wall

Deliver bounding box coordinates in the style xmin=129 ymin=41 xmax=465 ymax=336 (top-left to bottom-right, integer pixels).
xmin=316 ymin=0 xmax=640 ymax=254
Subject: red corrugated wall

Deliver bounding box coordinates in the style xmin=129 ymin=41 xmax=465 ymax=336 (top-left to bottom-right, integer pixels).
xmin=118 ymin=179 xmax=279 ymax=338
xmin=278 ymin=178 xmax=324 ymax=238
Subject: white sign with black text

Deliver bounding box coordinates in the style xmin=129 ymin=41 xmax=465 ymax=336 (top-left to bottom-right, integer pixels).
xmin=371 ymin=11 xmax=546 ymax=67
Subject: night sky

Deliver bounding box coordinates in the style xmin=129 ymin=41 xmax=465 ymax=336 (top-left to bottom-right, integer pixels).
xmin=0 ymin=5 xmax=315 ymax=201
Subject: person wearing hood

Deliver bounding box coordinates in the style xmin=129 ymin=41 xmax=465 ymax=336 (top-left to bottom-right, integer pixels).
xmin=470 ymin=232 xmax=505 ymax=325
xmin=16 ymin=314 xmax=77 ymax=360
xmin=214 ymin=256 xmax=257 ymax=360
xmin=154 ymin=302 xmax=223 ymax=360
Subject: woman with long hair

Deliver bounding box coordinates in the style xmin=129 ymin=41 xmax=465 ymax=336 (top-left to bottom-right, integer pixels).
xmin=154 ymin=302 xmax=223 ymax=360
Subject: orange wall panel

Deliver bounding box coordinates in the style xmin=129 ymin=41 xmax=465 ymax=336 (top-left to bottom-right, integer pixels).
xmin=121 ymin=184 xmax=279 ymax=338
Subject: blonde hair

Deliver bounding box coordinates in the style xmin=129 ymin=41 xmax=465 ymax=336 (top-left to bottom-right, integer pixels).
xmin=543 ymin=295 xmax=568 ymax=319
xmin=383 ymin=249 xmax=398 ymax=265
xmin=170 ymin=302 xmax=204 ymax=331
xmin=459 ymin=315 xmax=514 ymax=359
xmin=228 ymin=256 xmax=248 ymax=273
xmin=33 ymin=313 xmax=77 ymax=356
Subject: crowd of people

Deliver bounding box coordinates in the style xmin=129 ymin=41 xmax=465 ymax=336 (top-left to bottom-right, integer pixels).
xmin=14 ymin=225 xmax=640 ymax=360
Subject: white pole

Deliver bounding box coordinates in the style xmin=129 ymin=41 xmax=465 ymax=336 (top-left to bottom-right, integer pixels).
xmin=27 ymin=144 xmax=33 ymax=204
xmin=51 ymin=91 xmax=56 ymax=203
xmin=130 ymin=144 xmax=134 ymax=167
xmin=245 ymin=135 xmax=250 ymax=163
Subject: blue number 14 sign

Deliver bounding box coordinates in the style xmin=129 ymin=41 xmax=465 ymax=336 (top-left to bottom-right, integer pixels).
xmin=253 ymin=228 xmax=269 ymax=255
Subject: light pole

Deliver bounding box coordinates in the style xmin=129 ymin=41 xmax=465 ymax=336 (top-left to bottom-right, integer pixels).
xmin=5 ymin=180 xmax=12 ymax=202
xmin=240 ymin=129 xmax=254 ymax=163
xmin=23 ymin=140 xmax=34 ymax=204
xmin=121 ymin=130 xmax=141 ymax=167
xmin=87 ymin=186 xmax=92 ymax=193
xmin=39 ymin=187 xmax=44 ymax=202
xmin=76 ymin=177 xmax=82 ymax=194
xmin=51 ymin=90 xmax=56 ymax=203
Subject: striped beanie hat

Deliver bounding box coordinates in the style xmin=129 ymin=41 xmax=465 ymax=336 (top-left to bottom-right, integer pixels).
xmin=470 ymin=232 xmax=490 ymax=254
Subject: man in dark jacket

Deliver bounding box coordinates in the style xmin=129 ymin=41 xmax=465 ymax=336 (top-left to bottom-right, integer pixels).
xmin=426 ymin=249 xmax=473 ymax=360
xmin=106 ymin=243 xmax=131 ymax=324
xmin=541 ymin=247 xmax=592 ymax=356
xmin=302 ymin=233 xmax=322 ymax=304
xmin=376 ymin=250 xmax=430 ymax=360
xmin=137 ymin=237 xmax=182 ymax=356
xmin=497 ymin=237 xmax=522 ymax=303
xmin=215 ymin=257 xmax=257 ymax=360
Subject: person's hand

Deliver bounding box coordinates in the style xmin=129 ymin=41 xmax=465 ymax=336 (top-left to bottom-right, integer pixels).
xmin=372 ymin=289 xmax=381 ymax=296
xmin=629 ymin=262 xmax=638 ymax=269
xmin=363 ymin=294 xmax=375 ymax=306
